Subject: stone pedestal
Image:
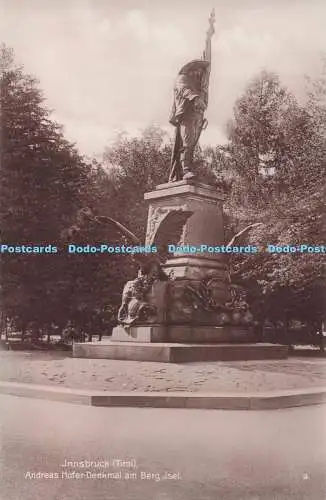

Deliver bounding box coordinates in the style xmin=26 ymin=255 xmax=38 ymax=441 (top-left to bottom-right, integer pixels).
xmin=143 ymin=180 xmax=241 ymax=334
xmin=145 ymin=180 xmax=228 ymax=288
xmin=73 ymin=179 xmax=288 ymax=363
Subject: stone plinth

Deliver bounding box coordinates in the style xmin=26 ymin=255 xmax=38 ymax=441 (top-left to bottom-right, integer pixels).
xmin=73 ymin=341 xmax=289 ymax=363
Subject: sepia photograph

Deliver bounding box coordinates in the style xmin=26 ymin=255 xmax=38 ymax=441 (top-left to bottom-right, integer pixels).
xmin=0 ymin=0 xmax=325 ymax=499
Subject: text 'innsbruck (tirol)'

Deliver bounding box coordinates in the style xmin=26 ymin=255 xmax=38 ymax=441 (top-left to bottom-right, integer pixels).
xmin=24 ymin=457 xmax=181 ymax=482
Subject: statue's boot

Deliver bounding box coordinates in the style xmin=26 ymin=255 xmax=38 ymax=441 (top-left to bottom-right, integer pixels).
xmin=181 ymin=147 xmax=196 ymax=179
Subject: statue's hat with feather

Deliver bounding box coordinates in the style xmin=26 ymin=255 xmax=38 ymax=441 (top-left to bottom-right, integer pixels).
xmin=178 ymin=59 xmax=209 ymax=75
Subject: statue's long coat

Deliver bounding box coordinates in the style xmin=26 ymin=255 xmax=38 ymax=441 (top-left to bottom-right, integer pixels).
xmin=169 ymin=74 xmax=201 ymax=126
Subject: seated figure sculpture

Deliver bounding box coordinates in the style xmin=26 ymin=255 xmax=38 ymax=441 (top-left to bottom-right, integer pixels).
xmin=118 ymin=262 xmax=168 ymax=326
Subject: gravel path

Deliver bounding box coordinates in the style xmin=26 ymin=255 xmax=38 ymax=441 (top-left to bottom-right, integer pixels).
xmin=1 ymin=350 xmax=326 ymax=393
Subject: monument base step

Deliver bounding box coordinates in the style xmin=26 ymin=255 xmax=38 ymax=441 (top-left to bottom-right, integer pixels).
xmin=73 ymin=341 xmax=288 ymax=363
xmin=111 ymin=324 xmax=257 ymax=343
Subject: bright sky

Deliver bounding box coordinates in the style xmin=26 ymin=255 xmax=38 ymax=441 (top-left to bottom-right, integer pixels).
xmin=1 ymin=0 xmax=325 ymax=157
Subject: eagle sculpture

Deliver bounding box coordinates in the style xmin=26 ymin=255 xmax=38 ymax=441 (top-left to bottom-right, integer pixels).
xmin=79 ymin=209 xmax=194 ymax=325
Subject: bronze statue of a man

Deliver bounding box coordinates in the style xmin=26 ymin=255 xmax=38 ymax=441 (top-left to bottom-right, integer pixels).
xmin=169 ymin=10 xmax=215 ymax=182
